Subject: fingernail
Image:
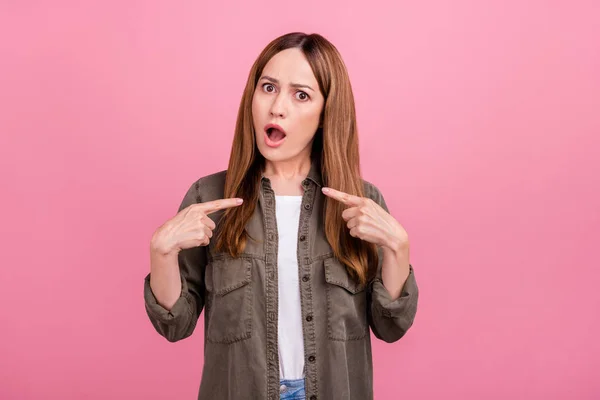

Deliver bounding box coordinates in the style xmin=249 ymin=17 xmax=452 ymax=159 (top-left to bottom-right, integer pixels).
xmin=236 ymin=198 xmax=243 ymax=204
xmin=322 ymin=187 xmax=329 ymax=193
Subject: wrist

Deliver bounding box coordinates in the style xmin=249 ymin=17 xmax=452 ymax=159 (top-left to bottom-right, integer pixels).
xmin=150 ymin=239 xmax=179 ymax=258
xmin=384 ymin=234 xmax=409 ymax=256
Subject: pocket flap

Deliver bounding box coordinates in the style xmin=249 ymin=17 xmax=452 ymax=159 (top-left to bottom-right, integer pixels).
xmin=324 ymin=257 xmax=365 ymax=294
xmin=206 ymin=256 xmax=251 ymax=296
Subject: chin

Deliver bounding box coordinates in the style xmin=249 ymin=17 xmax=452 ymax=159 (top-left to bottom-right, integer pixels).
xmin=257 ymin=147 xmax=289 ymax=162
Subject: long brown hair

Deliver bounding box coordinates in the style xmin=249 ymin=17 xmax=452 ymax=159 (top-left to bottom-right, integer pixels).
xmin=214 ymin=32 xmax=378 ymax=285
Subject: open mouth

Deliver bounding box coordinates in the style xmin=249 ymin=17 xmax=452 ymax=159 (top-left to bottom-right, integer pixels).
xmin=266 ymin=127 xmax=286 ymax=141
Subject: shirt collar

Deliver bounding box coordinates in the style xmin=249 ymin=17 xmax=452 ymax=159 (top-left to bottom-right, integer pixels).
xmin=306 ymin=156 xmax=323 ymax=187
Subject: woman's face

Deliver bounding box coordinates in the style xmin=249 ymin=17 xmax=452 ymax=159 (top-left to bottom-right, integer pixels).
xmin=252 ymin=48 xmax=325 ymax=163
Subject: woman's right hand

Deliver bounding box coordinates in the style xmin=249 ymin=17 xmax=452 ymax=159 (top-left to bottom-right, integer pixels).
xmin=150 ymin=197 xmax=244 ymax=256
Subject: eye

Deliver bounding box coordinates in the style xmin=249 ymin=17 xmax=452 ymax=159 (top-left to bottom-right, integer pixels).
xmin=262 ymin=83 xmax=276 ymax=93
xmin=296 ymin=91 xmax=310 ymax=101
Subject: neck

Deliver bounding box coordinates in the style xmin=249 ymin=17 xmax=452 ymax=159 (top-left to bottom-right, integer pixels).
xmin=262 ymin=154 xmax=312 ymax=196
xmin=263 ymin=155 xmax=311 ymax=181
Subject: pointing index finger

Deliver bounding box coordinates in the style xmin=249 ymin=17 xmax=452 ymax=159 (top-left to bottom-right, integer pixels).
xmin=199 ymin=198 xmax=244 ymax=215
xmin=321 ymin=187 xmax=363 ymax=206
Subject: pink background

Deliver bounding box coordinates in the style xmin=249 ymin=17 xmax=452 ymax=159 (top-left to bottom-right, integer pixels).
xmin=1 ymin=1 xmax=598 ymax=399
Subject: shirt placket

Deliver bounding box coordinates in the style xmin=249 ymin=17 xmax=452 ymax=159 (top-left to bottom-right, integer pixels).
xmin=260 ymin=178 xmax=280 ymax=400
xmin=298 ymin=178 xmax=318 ymax=400
xmin=260 ymin=177 xmax=319 ymax=400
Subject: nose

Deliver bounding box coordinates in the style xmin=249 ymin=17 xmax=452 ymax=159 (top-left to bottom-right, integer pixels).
xmin=269 ymin=93 xmax=286 ymax=118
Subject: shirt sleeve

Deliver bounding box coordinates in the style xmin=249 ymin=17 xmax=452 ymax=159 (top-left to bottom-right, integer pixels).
xmin=364 ymin=181 xmax=419 ymax=343
xmin=143 ymin=180 xmax=207 ymax=342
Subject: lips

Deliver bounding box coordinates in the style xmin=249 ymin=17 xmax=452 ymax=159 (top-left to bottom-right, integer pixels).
xmin=264 ymin=123 xmax=286 ymax=139
xmin=264 ymin=123 xmax=287 ymax=148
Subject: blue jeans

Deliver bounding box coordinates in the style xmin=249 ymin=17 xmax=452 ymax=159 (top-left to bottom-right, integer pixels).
xmin=280 ymin=378 xmax=305 ymax=400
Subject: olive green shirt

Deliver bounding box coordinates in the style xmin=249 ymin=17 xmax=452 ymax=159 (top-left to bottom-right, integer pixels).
xmin=143 ymin=159 xmax=419 ymax=400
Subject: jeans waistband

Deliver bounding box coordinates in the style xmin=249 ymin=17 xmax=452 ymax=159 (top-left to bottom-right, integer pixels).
xmin=279 ymin=378 xmax=305 ymax=400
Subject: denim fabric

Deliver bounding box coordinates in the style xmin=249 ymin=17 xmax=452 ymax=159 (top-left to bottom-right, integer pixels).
xmin=280 ymin=378 xmax=305 ymax=400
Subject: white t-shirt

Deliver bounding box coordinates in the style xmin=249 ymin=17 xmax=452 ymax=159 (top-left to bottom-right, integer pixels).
xmin=275 ymin=195 xmax=305 ymax=380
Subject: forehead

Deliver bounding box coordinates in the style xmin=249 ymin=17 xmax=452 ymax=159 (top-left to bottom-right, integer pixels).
xmin=261 ymin=48 xmax=318 ymax=85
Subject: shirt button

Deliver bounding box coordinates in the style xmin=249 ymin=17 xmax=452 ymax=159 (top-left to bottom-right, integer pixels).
xmin=299 ymin=235 xmax=306 ymax=241
xmin=304 ymin=203 xmax=311 ymax=210
xmin=308 ymin=355 xmax=316 ymax=362
xmin=306 ymin=314 xmax=313 ymax=322
xmin=302 ymin=275 xmax=309 ymax=282
xmin=280 ymin=384 xmax=287 ymax=393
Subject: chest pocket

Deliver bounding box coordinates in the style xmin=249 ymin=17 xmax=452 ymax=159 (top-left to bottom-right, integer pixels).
xmin=205 ymin=256 xmax=253 ymax=344
xmin=324 ymin=256 xmax=368 ymax=341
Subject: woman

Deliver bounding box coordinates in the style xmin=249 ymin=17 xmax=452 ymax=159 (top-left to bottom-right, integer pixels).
xmin=144 ymin=32 xmax=418 ymax=400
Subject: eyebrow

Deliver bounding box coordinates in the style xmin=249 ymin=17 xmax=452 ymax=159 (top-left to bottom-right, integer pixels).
xmin=259 ymin=75 xmax=315 ymax=92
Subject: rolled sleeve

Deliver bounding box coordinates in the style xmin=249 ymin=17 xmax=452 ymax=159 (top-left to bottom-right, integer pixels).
xmin=143 ymin=250 xmax=205 ymax=342
xmin=368 ymin=264 xmax=419 ymax=343
xmin=144 ymin=273 xmax=194 ymax=325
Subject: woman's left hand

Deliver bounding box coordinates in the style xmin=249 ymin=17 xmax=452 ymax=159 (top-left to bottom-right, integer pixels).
xmin=321 ymin=187 xmax=409 ymax=253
